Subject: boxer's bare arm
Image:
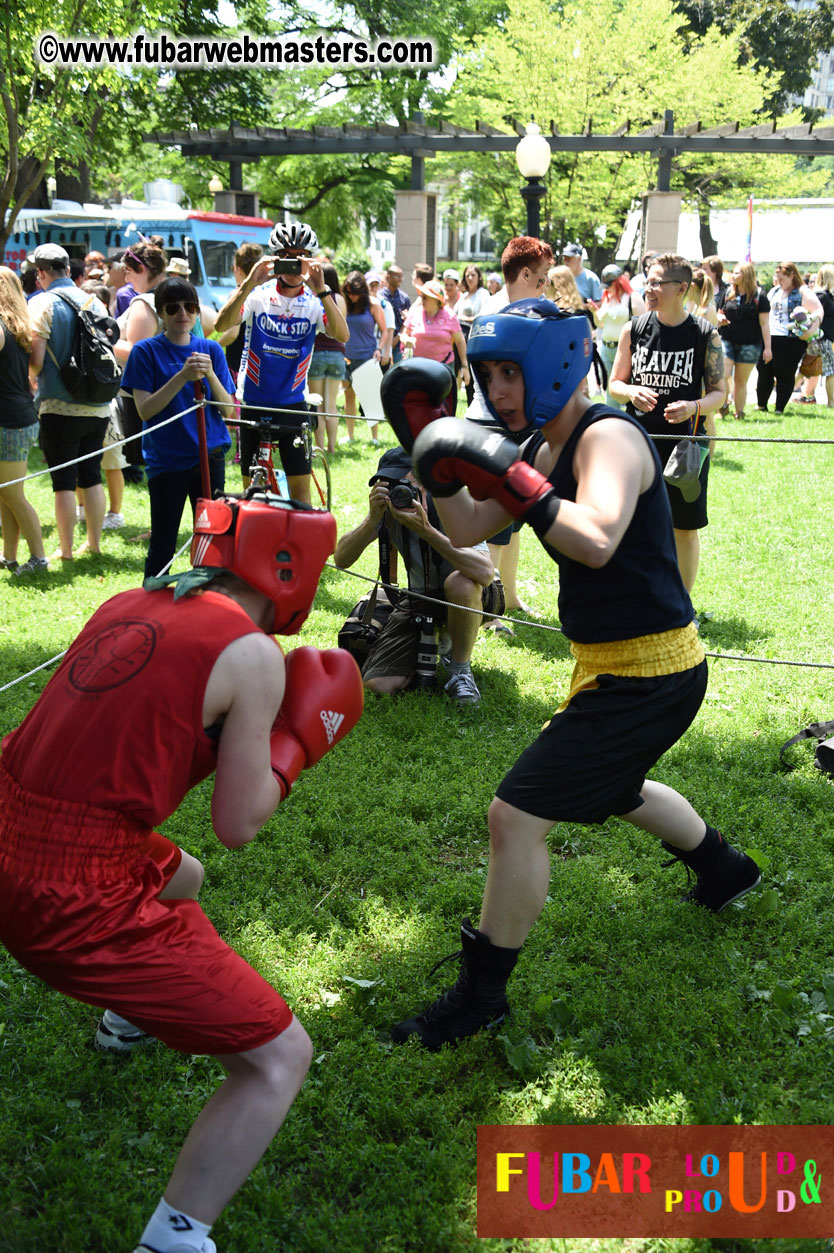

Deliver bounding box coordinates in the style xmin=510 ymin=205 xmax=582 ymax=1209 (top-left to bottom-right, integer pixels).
xmin=203 ymin=633 xmax=286 ymax=847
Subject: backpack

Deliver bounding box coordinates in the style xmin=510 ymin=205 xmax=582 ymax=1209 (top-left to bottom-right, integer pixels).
xmin=46 ymin=290 xmax=122 ymax=404
xmin=338 ymin=582 xmax=398 ymax=666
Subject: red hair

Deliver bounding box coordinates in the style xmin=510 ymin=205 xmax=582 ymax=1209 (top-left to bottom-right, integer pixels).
xmin=601 ymin=274 xmax=633 ymax=305
xmin=501 ymin=236 xmax=554 ymax=284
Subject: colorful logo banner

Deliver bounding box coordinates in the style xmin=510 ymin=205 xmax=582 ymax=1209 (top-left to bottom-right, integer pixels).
xmin=477 ymin=1125 xmax=831 ymax=1237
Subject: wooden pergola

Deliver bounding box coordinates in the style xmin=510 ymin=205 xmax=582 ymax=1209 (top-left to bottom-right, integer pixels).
xmin=146 ymin=110 xmax=834 ymax=192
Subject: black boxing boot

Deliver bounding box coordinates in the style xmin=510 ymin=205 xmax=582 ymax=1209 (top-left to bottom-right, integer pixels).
xmin=662 ymin=826 xmax=761 ymax=912
xmin=391 ymin=918 xmax=520 ymax=1050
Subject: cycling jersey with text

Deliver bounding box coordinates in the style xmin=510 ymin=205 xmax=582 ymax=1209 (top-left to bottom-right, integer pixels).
xmin=238 ymin=283 xmax=327 ymax=407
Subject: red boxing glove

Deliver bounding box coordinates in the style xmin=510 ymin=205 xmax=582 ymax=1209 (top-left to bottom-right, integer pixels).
xmin=270 ymin=647 xmax=364 ymax=799
xmin=380 ymin=358 xmax=453 ymax=453
xmin=412 ymin=419 xmax=561 ymax=537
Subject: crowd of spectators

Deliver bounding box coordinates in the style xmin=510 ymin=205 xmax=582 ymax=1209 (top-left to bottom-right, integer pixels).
xmin=5 ymin=231 xmax=833 ymax=649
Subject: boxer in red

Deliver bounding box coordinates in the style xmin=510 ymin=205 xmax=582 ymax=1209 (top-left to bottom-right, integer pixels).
xmin=0 ymin=491 xmax=364 ymax=1253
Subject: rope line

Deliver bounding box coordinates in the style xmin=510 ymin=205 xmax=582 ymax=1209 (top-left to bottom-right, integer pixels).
xmin=0 ymin=534 xmax=194 ymax=695
xmin=4 ymin=404 xmax=201 ymax=489
xmin=321 ymin=563 xmax=834 ymax=669
xmin=4 ymin=549 xmax=833 ymax=696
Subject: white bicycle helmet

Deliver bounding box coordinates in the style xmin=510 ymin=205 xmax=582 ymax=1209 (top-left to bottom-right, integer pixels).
xmin=269 ymin=220 xmax=319 ymax=256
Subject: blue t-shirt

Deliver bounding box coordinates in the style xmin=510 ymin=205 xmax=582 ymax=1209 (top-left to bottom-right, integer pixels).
xmin=574 ymin=268 xmax=603 ymax=304
xmin=122 ymin=335 xmax=232 ymax=478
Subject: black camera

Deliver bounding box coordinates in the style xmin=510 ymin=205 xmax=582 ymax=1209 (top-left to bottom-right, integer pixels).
xmin=388 ymin=480 xmax=420 ymax=510
xmin=411 ymin=611 xmax=439 ymax=688
xmin=273 ymin=256 xmax=303 ymax=276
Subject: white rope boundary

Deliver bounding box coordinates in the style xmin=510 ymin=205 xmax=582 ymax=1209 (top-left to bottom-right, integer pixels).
xmin=3 ymin=402 xmax=833 ymax=696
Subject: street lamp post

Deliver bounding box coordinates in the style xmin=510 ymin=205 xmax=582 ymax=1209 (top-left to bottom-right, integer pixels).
xmin=515 ymin=121 xmax=552 ymax=239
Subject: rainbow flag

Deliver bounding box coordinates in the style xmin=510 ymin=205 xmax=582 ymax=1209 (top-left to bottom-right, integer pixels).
xmin=744 ymin=195 xmax=753 ymax=262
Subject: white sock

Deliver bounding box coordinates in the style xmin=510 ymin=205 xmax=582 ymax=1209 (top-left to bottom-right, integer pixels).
xmin=139 ymin=1198 xmax=214 ymax=1252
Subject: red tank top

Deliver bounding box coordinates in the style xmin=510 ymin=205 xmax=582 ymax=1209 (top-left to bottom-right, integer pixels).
xmin=2 ymin=587 xmax=270 ymax=827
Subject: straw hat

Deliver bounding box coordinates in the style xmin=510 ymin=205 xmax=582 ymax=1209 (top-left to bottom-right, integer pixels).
xmin=166 ymin=257 xmax=191 ymax=277
xmin=414 ymin=279 xmax=446 ymax=304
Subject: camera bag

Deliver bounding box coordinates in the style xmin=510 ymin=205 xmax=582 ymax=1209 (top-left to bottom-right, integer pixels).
xmin=779 ymin=719 xmax=834 ymax=778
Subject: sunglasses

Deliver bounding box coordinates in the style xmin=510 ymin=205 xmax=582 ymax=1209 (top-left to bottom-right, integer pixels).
xmin=164 ymin=301 xmax=199 ymax=316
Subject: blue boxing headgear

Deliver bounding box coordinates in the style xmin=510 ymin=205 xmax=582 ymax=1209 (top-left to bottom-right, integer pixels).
xmin=467 ymin=298 xmax=592 ymax=430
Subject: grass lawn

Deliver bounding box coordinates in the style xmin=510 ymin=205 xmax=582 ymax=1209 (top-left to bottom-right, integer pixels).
xmin=1 ymin=400 xmax=833 ymax=1253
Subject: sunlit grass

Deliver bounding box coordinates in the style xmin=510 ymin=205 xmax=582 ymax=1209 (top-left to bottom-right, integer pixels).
xmin=1 ymin=401 xmax=833 ymax=1252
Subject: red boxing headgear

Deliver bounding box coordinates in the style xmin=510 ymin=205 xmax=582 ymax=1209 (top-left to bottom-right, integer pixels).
xmin=190 ymin=493 xmax=336 ymax=635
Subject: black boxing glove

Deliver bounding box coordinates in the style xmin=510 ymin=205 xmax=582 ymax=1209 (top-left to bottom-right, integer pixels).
xmin=380 ymin=358 xmax=453 ymax=453
xmin=412 ymin=419 xmax=561 ymax=538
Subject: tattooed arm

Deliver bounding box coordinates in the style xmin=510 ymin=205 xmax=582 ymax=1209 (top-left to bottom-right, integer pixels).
xmin=700 ymin=328 xmax=726 ymax=413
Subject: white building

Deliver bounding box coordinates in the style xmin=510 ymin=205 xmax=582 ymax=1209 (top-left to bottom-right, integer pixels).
xmin=618 ymin=198 xmax=834 ymax=266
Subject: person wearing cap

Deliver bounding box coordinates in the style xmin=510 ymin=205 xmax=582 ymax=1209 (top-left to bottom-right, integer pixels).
xmin=0 ymin=486 xmax=363 ymax=1253
xmin=380 ymin=303 xmax=760 ymax=1050
xmin=383 ymin=265 xmax=411 ymax=363
xmin=364 ymin=268 xmax=395 ymax=376
xmin=592 ymin=264 xmax=645 ymax=407
xmin=486 ymin=272 xmax=503 ymax=297
xmin=334 ymin=446 xmax=497 ymax=704
xmin=27 ymin=243 xmax=112 ymax=561
xmin=442 ymin=268 xmax=461 ymax=308
xmin=401 ymin=279 xmax=469 ymax=415
xmin=562 ymin=242 xmax=602 ymax=306
xmin=608 ymin=252 xmax=726 ymax=594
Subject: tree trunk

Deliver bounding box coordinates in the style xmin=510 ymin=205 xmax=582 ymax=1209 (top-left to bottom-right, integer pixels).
xmin=697 ymin=203 xmax=718 ymax=258
xmin=56 ymin=163 xmax=91 ymax=204
xmin=14 ymin=157 xmax=49 ymax=208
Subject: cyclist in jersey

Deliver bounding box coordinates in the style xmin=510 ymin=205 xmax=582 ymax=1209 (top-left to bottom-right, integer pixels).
xmin=214 ymin=221 xmax=348 ymax=505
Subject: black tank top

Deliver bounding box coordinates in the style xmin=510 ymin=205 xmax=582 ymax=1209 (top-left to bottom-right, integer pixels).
xmin=521 ymin=405 xmax=693 ymax=643
xmin=0 ymin=321 xmax=37 ymax=429
xmin=626 ymin=312 xmax=711 ymax=444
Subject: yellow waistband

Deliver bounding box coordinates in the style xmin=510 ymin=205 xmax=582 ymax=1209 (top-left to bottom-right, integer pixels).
xmin=559 ymin=622 xmax=704 ymax=711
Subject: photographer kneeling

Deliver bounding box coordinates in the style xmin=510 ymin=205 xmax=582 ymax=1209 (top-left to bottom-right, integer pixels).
xmin=334 ymin=447 xmax=498 ymax=704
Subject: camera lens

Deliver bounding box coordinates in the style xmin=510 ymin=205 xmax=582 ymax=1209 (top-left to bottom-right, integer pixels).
xmin=389 ymin=483 xmax=416 ymax=510
xmin=412 ymin=613 xmax=438 ymax=688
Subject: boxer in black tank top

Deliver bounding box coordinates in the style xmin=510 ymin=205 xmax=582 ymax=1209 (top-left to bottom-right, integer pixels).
xmin=383 ymin=299 xmax=760 ymax=1051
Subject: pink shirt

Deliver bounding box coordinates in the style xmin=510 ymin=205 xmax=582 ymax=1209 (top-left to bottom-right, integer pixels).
xmin=403 ymin=305 xmax=461 ymax=364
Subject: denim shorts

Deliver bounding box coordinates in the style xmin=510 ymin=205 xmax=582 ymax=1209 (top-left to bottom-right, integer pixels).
xmin=309 ymin=350 xmax=346 ymax=381
xmin=0 ymin=421 xmax=38 ymax=462
xmin=722 ymin=340 xmax=761 ymax=365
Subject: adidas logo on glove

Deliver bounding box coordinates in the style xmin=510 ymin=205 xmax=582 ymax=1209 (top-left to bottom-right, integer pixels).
xmin=320 ymin=709 xmax=345 ymax=744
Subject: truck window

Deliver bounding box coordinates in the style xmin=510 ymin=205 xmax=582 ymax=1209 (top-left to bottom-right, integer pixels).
xmin=198 ymin=240 xmax=238 ymax=288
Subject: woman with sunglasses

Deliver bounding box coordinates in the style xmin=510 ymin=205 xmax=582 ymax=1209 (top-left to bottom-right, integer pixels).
xmin=122 ymin=278 xmax=233 ymax=580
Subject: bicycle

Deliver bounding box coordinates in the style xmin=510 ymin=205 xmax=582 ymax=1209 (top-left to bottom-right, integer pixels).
xmin=237 ymin=417 xmax=332 ymax=511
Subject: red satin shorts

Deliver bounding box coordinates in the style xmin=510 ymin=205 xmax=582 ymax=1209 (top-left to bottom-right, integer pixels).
xmin=0 ymin=763 xmax=292 ymax=1054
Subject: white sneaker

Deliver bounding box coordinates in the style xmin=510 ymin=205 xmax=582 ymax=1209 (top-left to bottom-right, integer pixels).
xmin=444 ymin=669 xmax=481 ymax=706
xmin=102 ymin=511 xmax=125 ymax=529
xmin=95 ymin=1009 xmax=150 ymax=1052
